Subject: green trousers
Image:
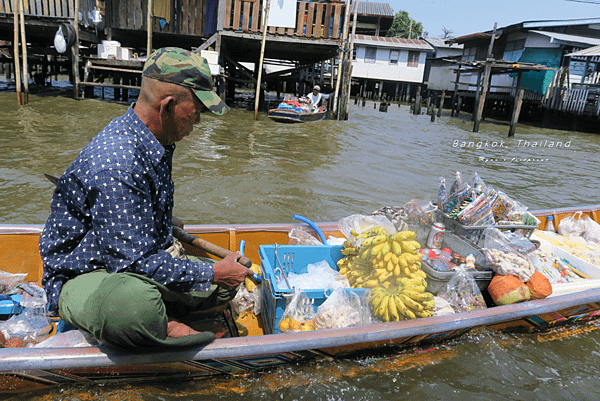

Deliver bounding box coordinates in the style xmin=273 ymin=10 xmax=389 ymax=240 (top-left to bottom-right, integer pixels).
xmin=58 ymin=257 xmax=238 ymax=350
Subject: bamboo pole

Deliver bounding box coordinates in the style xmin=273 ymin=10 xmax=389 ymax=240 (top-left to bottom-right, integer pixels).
xmin=147 ymin=0 xmax=153 ymax=55
xmin=13 ymin=0 xmax=22 ymax=105
xmin=18 ymin=0 xmax=28 ymax=104
xmin=253 ymin=0 xmax=270 ymax=120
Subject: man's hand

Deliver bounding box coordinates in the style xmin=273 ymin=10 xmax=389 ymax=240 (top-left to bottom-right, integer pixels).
xmin=212 ymin=253 xmax=253 ymax=290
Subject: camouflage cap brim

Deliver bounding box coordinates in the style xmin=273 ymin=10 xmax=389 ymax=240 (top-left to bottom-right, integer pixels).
xmin=195 ymin=89 xmax=230 ymax=116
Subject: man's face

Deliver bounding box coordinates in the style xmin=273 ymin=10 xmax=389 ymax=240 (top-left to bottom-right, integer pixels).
xmin=313 ymin=89 xmax=319 ymax=95
xmin=163 ymin=91 xmax=204 ymax=145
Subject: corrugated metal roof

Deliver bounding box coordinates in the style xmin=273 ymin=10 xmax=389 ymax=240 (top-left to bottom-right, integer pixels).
xmin=423 ymin=37 xmax=463 ymax=49
xmin=566 ymin=45 xmax=600 ymax=57
xmin=353 ymin=35 xmax=433 ymax=50
xmin=522 ymin=18 xmax=600 ymax=29
xmin=530 ymin=30 xmax=600 ymax=47
xmin=356 ymin=2 xmax=394 ymax=18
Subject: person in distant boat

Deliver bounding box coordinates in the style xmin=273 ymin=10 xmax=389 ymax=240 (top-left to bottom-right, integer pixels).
xmin=307 ymin=85 xmax=333 ymax=111
xmin=39 ymin=47 xmax=254 ymax=350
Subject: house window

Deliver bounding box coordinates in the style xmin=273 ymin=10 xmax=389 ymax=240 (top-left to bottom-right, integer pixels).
xmin=364 ymin=47 xmax=376 ymax=63
xmin=503 ymin=39 xmax=526 ymax=61
xmin=462 ymin=47 xmax=476 ymax=61
xmin=389 ymin=50 xmax=399 ymax=65
xmin=407 ymin=51 xmax=419 ymax=67
xmin=353 ymin=48 xmax=357 ymax=61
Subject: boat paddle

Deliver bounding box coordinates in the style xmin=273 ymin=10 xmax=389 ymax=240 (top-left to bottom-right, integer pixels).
xmin=44 ymin=173 xmax=259 ymax=275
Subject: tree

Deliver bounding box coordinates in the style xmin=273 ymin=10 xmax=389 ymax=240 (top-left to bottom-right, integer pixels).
xmin=387 ymin=11 xmax=424 ymax=39
xmin=440 ymin=26 xmax=454 ymax=40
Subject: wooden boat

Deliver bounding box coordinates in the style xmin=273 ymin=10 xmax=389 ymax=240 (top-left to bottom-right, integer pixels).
xmin=268 ymin=108 xmax=327 ymax=123
xmin=1 ymin=204 xmax=600 ymax=395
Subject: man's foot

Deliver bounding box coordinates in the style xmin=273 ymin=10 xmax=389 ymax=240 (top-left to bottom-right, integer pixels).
xmin=167 ymin=318 xmax=201 ymax=338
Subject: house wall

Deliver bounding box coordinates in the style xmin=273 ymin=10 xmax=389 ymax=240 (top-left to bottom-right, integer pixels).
xmin=353 ymin=45 xmax=426 ymax=83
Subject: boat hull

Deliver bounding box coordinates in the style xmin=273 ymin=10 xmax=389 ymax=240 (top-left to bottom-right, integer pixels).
xmin=268 ymin=108 xmax=326 ymax=123
xmin=1 ymin=204 xmax=600 ymax=393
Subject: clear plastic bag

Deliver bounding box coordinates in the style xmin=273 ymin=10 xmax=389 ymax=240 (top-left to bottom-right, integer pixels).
xmin=0 ymin=271 xmax=27 ymax=294
xmin=278 ymin=290 xmax=316 ymax=333
xmin=437 ymin=266 xmax=487 ymax=313
xmin=581 ymin=215 xmax=600 ymax=245
xmin=288 ymin=228 xmax=322 ymax=245
xmin=315 ymin=287 xmax=362 ymax=330
xmin=558 ymin=211 xmax=586 ymax=237
xmin=338 ymin=214 xmax=397 ymax=247
xmin=483 ymin=227 xmax=535 ymax=282
xmin=232 ymin=283 xmax=262 ymax=315
xmin=0 ymin=283 xmax=52 ymax=346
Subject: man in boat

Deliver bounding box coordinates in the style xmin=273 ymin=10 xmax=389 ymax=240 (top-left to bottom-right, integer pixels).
xmin=39 ymin=47 xmax=254 ymax=350
xmin=306 ymin=85 xmax=332 ymax=112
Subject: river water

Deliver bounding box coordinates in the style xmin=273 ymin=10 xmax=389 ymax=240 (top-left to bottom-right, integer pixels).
xmin=2 ymin=86 xmax=600 ymax=400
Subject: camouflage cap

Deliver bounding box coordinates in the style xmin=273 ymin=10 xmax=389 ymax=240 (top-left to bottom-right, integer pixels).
xmin=143 ymin=47 xmax=229 ymax=116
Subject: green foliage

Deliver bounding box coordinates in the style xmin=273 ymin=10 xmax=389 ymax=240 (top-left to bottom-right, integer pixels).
xmin=387 ymin=11 xmax=424 ymax=39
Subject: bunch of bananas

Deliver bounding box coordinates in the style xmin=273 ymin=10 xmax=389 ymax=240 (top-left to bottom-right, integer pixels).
xmin=370 ymin=277 xmax=435 ymax=321
xmin=336 ymin=227 xmax=435 ymax=320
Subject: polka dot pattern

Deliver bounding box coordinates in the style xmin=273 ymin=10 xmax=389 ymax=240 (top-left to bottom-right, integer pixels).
xmin=40 ymin=105 xmax=213 ymax=314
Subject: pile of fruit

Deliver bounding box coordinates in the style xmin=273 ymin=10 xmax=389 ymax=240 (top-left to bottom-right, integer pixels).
xmin=337 ymin=228 xmax=436 ymax=321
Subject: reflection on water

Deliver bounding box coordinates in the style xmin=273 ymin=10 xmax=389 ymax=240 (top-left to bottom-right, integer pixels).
xmin=1 ymin=91 xmax=600 ymax=400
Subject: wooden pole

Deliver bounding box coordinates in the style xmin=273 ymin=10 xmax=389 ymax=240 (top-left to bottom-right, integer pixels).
xmin=437 ymin=89 xmax=445 ymax=117
xmin=18 ymin=0 xmax=28 ymax=104
xmin=332 ymin=0 xmax=352 ymax=119
xmin=253 ymin=0 xmax=270 ymax=120
xmin=147 ymin=0 xmax=154 ymax=55
xmin=343 ymin=0 xmax=359 ymax=116
xmin=508 ymin=88 xmax=524 ymax=137
xmin=13 ymin=0 xmax=22 ymax=105
xmin=473 ymin=22 xmax=497 ymax=132
xmin=72 ymin=0 xmax=80 ymax=99
xmin=451 ymin=63 xmax=461 ymax=117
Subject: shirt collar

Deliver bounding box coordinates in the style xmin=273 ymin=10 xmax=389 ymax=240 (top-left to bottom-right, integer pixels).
xmin=128 ymin=104 xmax=176 ymax=166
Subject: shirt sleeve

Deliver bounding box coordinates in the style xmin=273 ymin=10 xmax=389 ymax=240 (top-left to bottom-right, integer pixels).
xmin=89 ymin=169 xmax=214 ymax=292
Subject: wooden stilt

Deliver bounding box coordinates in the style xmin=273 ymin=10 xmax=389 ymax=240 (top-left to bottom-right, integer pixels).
xmin=253 ymin=0 xmax=270 ymax=120
xmin=13 ymin=0 xmax=22 ymax=105
xmin=508 ymin=88 xmax=524 ymax=137
xmin=18 ymin=0 xmax=28 ymax=104
xmin=72 ymin=0 xmax=80 ymax=99
xmin=147 ymin=0 xmax=153 ymax=55
xmin=437 ymin=89 xmax=445 ymax=117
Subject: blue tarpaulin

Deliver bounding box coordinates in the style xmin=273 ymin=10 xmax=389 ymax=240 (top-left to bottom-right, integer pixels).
xmin=516 ymin=48 xmax=562 ymax=95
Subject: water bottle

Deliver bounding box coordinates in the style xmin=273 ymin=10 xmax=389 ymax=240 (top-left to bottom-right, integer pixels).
xmin=432 ymin=248 xmax=452 ymax=272
xmin=546 ymin=216 xmax=555 ymax=232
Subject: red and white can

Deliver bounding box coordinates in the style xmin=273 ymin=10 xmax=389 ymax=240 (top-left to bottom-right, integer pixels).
xmin=426 ymin=222 xmax=445 ymax=249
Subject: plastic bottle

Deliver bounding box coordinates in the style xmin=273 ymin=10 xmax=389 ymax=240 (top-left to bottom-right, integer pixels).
xmin=546 ymin=215 xmax=555 ymax=232
xmin=432 ymin=248 xmax=452 ymax=272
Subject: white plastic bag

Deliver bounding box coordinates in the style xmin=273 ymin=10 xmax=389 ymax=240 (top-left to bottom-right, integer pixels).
xmin=338 ymin=214 xmax=396 ymax=247
xmin=315 ymin=287 xmax=361 ymax=330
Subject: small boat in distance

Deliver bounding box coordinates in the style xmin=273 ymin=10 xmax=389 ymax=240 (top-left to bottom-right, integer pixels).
xmin=268 ymin=107 xmax=327 ymax=123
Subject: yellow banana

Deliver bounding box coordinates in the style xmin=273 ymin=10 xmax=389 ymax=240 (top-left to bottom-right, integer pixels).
xmin=398 ymin=255 xmax=408 ymax=268
xmin=388 ymin=296 xmax=400 ymax=321
xmin=403 ymin=285 xmax=426 ymax=293
xmin=403 ymin=267 xmax=412 ymax=277
xmin=380 ymin=241 xmax=391 ymax=256
xmin=404 ymin=290 xmax=434 ymax=302
xmin=408 ymin=263 xmax=419 ymax=273
xmin=373 ymin=268 xmax=387 ymax=278
xmin=394 ymin=295 xmax=415 ymax=319
xmin=365 ymin=279 xmax=380 ymax=288
xmin=393 ymin=264 xmax=401 ymax=277
xmin=370 ymin=242 xmax=386 ymax=256
xmin=412 ymin=270 xmax=427 ymax=279
xmin=391 ymin=240 xmax=403 ymax=256
xmin=399 ymin=293 xmax=424 ymax=312
xmin=338 ymin=267 xmax=348 ymax=275
xmin=245 ymin=263 xmax=262 ymax=292
xmin=422 ymin=300 xmax=436 ymax=310
xmin=377 ymin=295 xmax=390 ymax=317
xmin=384 ymin=251 xmax=393 ymax=263
xmin=393 ymin=232 xmax=409 ymax=242
xmin=386 ymin=259 xmax=394 ymax=272
xmin=415 ymin=310 xmax=432 ymax=318
xmin=378 ymin=271 xmax=393 ymax=283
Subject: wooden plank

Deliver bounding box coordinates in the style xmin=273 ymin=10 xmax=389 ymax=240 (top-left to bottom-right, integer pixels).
xmin=277 ymin=26 xmax=284 ymax=35
xmin=268 ymin=26 xmax=275 ymax=34
xmin=331 ymin=4 xmax=341 ymax=39
xmin=196 ymin=0 xmax=203 ymax=36
xmin=48 ymin=0 xmax=56 ymax=17
xmin=323 ymin=3 xmax=331 ymax=39
xmin=314 ymin=2 xmax=323 ymax=38
xmin=250 ymin=0 xmax=259 ymax=32
xmin=233 ymin=0 xmax=241 ymax=30
xmin=181 ymin=0 xmax=190 ymax=35
xmin=295 ymin=1 xmax=305 ymax=36
xmin=286 ymin=27 xmax=293 ymax=36
xmin=242 ymin=0 xmax=250 ymax=31
xmin=305 ymin=2 xmax=314 ymax=37
xmin=224 ymin=0 xmax=232 ymax=29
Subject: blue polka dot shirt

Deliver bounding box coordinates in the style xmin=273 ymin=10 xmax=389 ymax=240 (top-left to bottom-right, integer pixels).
xmin=39 ymin=105 xmax=213 ymax=314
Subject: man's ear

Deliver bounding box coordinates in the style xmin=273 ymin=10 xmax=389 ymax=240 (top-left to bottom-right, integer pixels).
xmin=160 ymin=96 xmax=177 ymax=117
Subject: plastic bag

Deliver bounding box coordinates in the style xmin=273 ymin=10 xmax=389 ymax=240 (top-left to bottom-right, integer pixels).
xmin=558 ymin=211 xmax=586 ymax=237
xmin=35 ymin=329 xmax=98 ymax=348
xmin=232 ymin=283 xmax=262 ymax=315
xmin=469 ymin=172 xmax=487 ymax=197
xmin=483 ymin=227 xmax=535 ymax=282
xmin=338 ymin=214 xmax=397 ymax=247
xmin=315 ymin=287 xmax=362 ymax=330
xmin=278 ymin=290 xmax=316 ymax=333
xmin=581 ymin=215 xmax=600 ymax=245
xmin=437 ymin=266 xmax=487 ymax=312
xmin=0 ymin=271 xmax=27 ymax=294
xmin=288 ymin=228 xmax=322 ymax=245
xmin=0 ymin=283 xmax=52 ymax=346
xmin=442 ymin=171 xmax=472 ymax=214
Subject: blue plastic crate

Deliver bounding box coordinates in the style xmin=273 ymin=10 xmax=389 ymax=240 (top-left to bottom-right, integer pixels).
xmin=259 ymin=244 xmax=366 ymax=334
xmin=0 ymin=294 xmax=23 ymax=318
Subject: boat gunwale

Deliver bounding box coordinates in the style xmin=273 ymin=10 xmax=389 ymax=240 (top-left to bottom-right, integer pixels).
xmin=2 ymin=286 xmax=600 ymax=372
